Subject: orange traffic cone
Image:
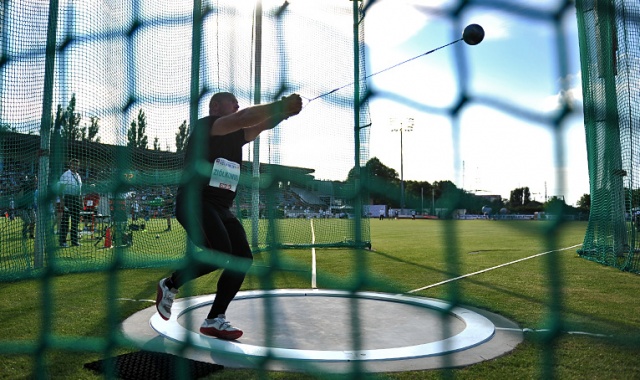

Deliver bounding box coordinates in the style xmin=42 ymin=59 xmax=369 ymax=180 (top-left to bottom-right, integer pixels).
xmin=103 ymin=227 xmax=112 ymax=248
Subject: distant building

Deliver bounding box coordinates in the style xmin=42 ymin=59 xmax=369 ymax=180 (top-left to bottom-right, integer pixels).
xmin=476 ymin=194 xmax=502 ymax=202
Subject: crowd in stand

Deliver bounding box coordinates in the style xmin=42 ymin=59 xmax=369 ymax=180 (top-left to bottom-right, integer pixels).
xmin=0 ymin=161 xmax=178 ymax=238
xmin=2 ymin=162 xmax=343 ymax=233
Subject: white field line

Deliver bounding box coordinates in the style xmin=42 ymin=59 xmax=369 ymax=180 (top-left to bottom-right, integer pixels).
xmin=311 ymin=219 xmax=317 ymax=289
xmin=497 ymin=327 xmax=612 ymax=338
xmin=116 ymin=298 xmax=155 ymax=303
xmin=407 ymin=243 xmax=583 ymax=294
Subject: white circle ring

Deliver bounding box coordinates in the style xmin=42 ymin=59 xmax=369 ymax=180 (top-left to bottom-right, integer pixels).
xmin=150 ymin=289 xmax=495 ymax=362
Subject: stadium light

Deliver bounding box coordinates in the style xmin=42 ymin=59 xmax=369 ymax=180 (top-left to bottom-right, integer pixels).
xmin=391 ymin=118 xmax=414 ymax=212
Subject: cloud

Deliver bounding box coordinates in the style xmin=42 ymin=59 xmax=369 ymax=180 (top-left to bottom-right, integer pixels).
xmin=364 ymin=0 xmax=448 ymax=48
xmin=542 ymin=72 xmax=583 ymax=112
xmin=465 ymin=12 xmax=510 ymax=41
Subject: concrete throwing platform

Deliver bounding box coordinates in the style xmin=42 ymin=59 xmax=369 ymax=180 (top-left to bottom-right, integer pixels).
xmin=121 ymin=289 xmax=523 ymax=373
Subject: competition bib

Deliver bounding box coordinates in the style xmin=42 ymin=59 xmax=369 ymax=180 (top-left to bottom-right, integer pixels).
xmin=209 ymin=158 xmax=240 ymax=192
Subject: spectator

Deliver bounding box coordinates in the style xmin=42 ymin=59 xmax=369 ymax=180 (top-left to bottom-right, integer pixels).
xmin=59 ymin=158 xmax=83 ymax=247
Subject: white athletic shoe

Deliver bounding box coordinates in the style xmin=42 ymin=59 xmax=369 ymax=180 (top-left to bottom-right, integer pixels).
xmin=200 ymin=315 xmax=243 ymax=340
xmin=155 ymin=278 xmax=178 ymax=320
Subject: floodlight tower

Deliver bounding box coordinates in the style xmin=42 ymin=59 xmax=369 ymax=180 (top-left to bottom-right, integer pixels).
xmin=391 ymin=118 xmax=414 ymax=212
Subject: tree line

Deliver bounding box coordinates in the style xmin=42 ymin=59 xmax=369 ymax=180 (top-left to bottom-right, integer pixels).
xmin=46 ymin=94 xmax=190 ymax=152
xmin=350 ymin=157 xmax=591 ymax=217
xmin=1 ymin=94 xmax=592 ymax=216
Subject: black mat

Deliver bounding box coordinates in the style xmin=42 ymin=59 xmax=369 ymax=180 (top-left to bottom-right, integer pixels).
xmin=84 ymin=351 xmax=223 ymax=380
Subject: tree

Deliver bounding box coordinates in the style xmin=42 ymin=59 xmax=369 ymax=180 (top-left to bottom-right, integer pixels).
xmin=364 ymin=157 xmax=398 ymax=181
xmin=61 ymin=93 xmax=82 ymax=141
xmin=83 ymin=116 xmax=101 ymax=143
xmin=153 ymin=136 xmax=160 ymax=151
xmin=345 ymin=157 xmax=400 ymax=206
xmin=433 ymin=180 xmax=463 ymax=214
xmin=577 ymin=193 xmax=590 ymax=211
xmin=53 ymin=104 xmax=66 ymax=134
xmin=348 ymin=157 xmax=398 ymax=182
xmin=544 ymin=196 xmax=574 ymax=216
xmin=405 ymin=180 xmax=434 ymax=212
xmin=0 ymin=122 xmax=15 ymax=133
xmin=127 ymin=109 xmax=149 ymax=149
xmin=509 ymin=187 xmax=531 ymax=207
xmin=175 ymin=120 xmax=189 ymax=152
xmin=127 ymin=120 xmax=137 ymax=148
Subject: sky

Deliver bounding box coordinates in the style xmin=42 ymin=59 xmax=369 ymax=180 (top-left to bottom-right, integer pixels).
xmin=1 ymin=0 xmax=589 ymax=206
xmin=360 ymin=0 xmax=588 ymax=205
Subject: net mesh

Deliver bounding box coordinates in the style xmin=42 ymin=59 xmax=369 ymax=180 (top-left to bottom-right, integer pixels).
xmin=0 ymin=0 xmax=370 ymax=281
xmin=577 ymin=0 xmax=640 ymax=273
xmin=1 ymin=0 xmax=638 ymax=378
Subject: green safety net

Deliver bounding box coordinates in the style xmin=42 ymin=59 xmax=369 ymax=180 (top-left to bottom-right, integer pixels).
xmin=576 ymin=0 xmax=640 ymax=273
xmin=0 ymin=0 xmax=637 ymax=378
xmin=0 ymin=0 xmax=370 ymax=281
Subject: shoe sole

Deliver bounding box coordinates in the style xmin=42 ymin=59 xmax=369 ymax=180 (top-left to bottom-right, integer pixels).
xmin=199 ymin=327 xmax=243 ymax=340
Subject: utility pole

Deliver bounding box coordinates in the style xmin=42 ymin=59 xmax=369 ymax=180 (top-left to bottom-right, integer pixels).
xmin=391 ymin=117 xmax=414 ymax=212
xmin=432 ymin=187 xmax=435 ymax=216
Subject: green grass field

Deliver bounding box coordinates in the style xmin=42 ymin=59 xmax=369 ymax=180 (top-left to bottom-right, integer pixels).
xmin=0 ymin=217 xmax=364 ymax=279
xmin=1 ymin=219 xmax=639 ymax=379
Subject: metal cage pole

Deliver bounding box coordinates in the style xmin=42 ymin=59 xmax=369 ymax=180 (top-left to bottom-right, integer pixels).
xmin=251 ymin=0 xmax=263 ymax=249
xmin=36 ymin=0 xmax=61 ymax=268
